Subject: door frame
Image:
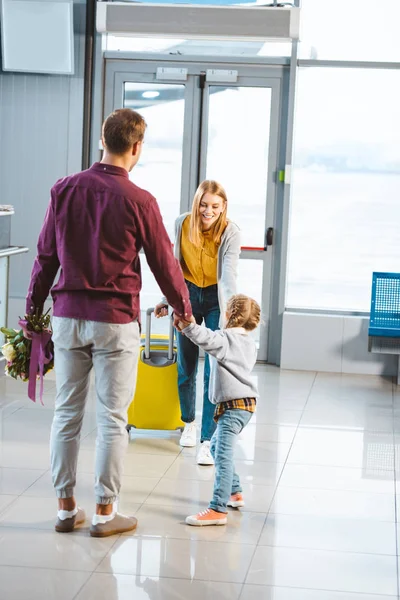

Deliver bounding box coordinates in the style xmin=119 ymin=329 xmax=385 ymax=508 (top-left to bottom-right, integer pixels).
xmin=103 ymin=54 xmax=289 ymax=363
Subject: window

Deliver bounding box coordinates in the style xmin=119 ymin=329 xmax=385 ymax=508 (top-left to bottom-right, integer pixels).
xmin=206 ymin=86 xmax=272 ymax=248
xmin=299 ymin=0 xmax=400 ymax=62
xmin=123 ymin=82 xmax=185 ymax=240
xmin=287 ymin=68 xmax=400 ymax=311
xmin=106 ymin=36 xmax=291 ymax=58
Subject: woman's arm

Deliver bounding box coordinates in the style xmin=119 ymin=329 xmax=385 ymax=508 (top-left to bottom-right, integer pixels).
xmin=219 ymin=225 xmax=241 ymax=311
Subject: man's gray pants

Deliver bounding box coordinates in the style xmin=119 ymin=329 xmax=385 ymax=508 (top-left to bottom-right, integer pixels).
xmin=50 ymin=317 xmax=140 ymax=505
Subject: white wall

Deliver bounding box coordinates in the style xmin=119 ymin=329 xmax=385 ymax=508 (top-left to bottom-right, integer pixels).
xmin=281 ymin=311 xmax=398 ymax=376
xmin=0 ymin=1 xmax=86 ymax=314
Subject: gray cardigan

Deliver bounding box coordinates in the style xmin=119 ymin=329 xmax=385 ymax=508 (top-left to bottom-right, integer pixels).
xmin=162 ymin=213 xmax=241 ymax=320
xmin=183 ymin=323 xmax=259 ymax=404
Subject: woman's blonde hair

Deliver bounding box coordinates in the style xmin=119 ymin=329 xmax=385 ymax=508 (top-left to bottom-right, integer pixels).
xmin=189 ymin=180 xmax=228 ymax=247
xmin=226 ymin=294 xmax=261 ymax=332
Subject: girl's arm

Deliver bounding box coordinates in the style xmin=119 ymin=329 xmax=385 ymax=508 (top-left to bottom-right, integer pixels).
xmin=180 ymin=322 xmax=228 ymax=361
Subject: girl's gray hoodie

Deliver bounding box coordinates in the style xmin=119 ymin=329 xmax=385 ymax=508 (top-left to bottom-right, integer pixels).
xmin=182 ymin=323 xmax=259 ymax=404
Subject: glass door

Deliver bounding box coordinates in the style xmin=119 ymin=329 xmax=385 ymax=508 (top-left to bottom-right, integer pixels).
xmin=104 ymin=59 xmax=285 ymax=361
xmin=104 ymin=67 xmax=197 ymax=328
xmin=200 ymin=80 xmax=281 ymax=359
xmin=123 ymin=81 xmax=186 ymax=240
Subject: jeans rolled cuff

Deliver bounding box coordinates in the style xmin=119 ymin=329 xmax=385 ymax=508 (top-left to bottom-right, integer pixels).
xmin=209 ymin=501 xmax=227 ymax=513
xmin=96 ymin=496 xmax=118 ymax=505
xmin=56 ymin=488 xmax=74 ymax=499
xmin=231 ymin=486 xmax=242 ymax=494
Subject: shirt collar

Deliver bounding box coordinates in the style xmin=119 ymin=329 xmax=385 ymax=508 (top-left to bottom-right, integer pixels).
xmin=201 ymin=221 xmax=217 ymax=237
xmin=91 ymin=162 xmax=129 ymax=179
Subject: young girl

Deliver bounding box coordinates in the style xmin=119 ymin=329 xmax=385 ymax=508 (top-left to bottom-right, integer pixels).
xmin=177 ymin=293 xmax=260 ymax=526
xmin=155 ymin=181 xmax=241 ymax=466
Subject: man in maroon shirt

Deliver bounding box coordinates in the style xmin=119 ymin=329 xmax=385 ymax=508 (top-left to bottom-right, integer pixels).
xmin=26 ymin=108 xmax=192 ymax=537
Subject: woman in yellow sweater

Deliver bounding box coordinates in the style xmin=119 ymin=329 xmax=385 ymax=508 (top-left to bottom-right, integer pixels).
xmin=155 ymin=180 xmax=241 ymax=465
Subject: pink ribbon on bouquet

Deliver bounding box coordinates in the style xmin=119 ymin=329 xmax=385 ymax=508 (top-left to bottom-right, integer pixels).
xmin=18 ymin=319 xmax=53 ymax=405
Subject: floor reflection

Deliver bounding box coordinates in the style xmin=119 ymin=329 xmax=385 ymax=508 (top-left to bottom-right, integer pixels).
xmin=0 ymin=366 xmax=399 ymax=599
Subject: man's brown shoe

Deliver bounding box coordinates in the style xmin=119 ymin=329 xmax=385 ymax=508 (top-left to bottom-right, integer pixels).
xmin=90 ymin=513 xmax=138 ymax=538
xmin=55 ymin=507 xmax=86 ymax=533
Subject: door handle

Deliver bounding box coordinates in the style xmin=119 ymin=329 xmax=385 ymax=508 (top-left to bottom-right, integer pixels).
xmin=264 ymin=227 xmax=274 ymax=251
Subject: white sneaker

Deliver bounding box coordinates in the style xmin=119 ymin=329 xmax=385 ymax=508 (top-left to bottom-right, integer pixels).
xmin=197 ymin=441 xmax=214 ymax=466
xmin=180 ymin=422 xmax=197 ymax=447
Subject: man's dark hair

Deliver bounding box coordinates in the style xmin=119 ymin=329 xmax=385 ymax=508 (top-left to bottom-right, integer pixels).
xmin=102 ymin=108 xmax=147 ymax=155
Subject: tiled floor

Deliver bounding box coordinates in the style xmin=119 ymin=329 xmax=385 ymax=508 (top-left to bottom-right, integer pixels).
xmin=0 ymin=365 xmax=399 ymax=599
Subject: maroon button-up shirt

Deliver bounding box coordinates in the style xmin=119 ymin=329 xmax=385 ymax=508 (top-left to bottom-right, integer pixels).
xmin=26 ymin=163 xmax=191 ymax=323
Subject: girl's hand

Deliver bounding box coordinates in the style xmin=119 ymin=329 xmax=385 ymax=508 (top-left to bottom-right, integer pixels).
xmin=176 ymin=315 xmax=195 ymax=331
xmin=154 ymin=303 xmax=168 ymax=318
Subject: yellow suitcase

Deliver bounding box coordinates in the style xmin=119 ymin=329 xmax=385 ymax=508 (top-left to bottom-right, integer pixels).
xmin=127 ymin=308 xmax=184 ymax=431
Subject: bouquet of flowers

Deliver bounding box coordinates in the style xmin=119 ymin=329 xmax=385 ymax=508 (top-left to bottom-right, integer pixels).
xmin=1 ymin=310 xmax=54 ymax=404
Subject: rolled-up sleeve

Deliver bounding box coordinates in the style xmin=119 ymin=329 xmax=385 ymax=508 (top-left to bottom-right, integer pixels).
xmin=26 ymin=192 xmax=60 ymax=315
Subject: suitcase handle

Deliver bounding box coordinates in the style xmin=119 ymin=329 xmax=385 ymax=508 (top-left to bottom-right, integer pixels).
xmin=145 ymin=307 xmax=174 ymax=361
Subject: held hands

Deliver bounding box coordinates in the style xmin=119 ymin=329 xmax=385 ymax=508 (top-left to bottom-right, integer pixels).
xmin=154 ymin=303 xmax=195 ymax=331
xmin=174 ymin=314 xmax=196 ymax=332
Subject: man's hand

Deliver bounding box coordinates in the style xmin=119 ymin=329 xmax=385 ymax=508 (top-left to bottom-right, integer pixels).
xmin=22 ymin=329 xmax=33 ymax=340
xmin=154 ymin=303 xmax=168 ymax=318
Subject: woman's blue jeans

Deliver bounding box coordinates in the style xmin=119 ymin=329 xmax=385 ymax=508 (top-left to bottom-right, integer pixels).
xmin=176 ymin=281 xmax=219 ymax=443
